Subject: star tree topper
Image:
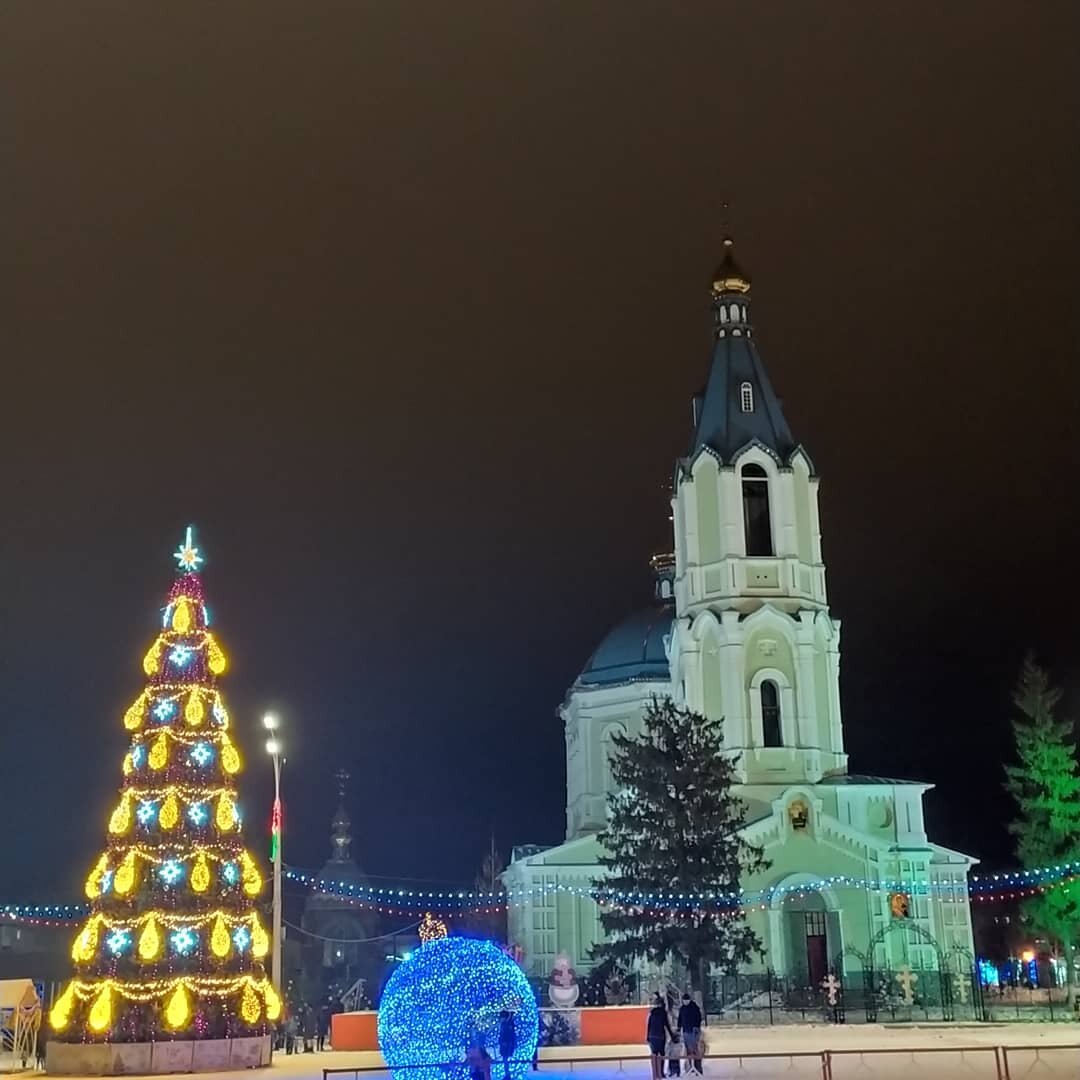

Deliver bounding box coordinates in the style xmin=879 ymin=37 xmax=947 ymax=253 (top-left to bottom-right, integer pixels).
xmin=174 ymin=526 xmax=204 ymax=573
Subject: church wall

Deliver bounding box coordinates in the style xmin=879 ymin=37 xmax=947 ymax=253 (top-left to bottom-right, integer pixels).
xmin=744 ymin=628 xmax=797 ymax=686
xmin=792 ymin=458 xmax=813 ymax=566
xmin=812 ymin=649 xmax=832 ymax=750
xmin=701 ymin=626 xmax=724 ymax=722
xmin=693 ymin=456 xmax=723 ymax=564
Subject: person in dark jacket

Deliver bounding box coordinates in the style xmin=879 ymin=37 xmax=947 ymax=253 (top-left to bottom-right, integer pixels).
xmin=676 ymin=994 xmax=703 ymax=1076
xmin=317 ymin=1002 xmax=331 ymax=1051
xmin=646 ymin=994 xmax=675 ymax=1080
xmin=302 ymin=1003 xmax=316 ymax=1052
xmin=497 ymin=1010 xmax=517 ymax=1080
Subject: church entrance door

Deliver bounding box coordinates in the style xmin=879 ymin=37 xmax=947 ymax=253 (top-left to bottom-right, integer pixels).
xmin=804 ymin=911 xmax=828 ymax=987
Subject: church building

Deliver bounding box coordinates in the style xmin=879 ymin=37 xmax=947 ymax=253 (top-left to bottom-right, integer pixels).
xmin=504 ymin=242 xmax=976 ymax=988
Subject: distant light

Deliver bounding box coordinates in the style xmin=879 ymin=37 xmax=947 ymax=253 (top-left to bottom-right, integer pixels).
xmin=263 ymin=713 xmax=279 ymax=731
xmin=1022 ymin=949 xmax=1035 ymax=963
xmin=266 ymin=738 xmax=281 ymax=756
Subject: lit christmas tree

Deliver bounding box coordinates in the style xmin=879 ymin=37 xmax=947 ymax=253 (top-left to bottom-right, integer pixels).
xmin=49 ymin=528 xmax=281 ymax=1042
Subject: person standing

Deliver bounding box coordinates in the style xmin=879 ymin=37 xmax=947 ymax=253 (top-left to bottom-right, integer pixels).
xmin=317 ymin=1002 xmax=331 ymax=1052
xmin=467 ymin=1038 xmax=492 ymax=1080
xmin=646 ymin=994 xmax=675 ymax=1080
xmin=302 ymin=1003 xmax=316 ymax=1053
xmin=498 ymin=1010 xmax=517 ymax=1080
xmin=676 ymin=993 xmax=703 ymax=1076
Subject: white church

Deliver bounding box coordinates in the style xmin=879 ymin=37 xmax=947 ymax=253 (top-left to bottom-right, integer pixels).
xmin=504 ymin=241 xmax=976 ymax=988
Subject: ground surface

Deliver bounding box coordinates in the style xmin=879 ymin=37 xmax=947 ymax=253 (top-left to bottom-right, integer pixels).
xmin=37 ymin=1025 xmax=1080 ymax=1080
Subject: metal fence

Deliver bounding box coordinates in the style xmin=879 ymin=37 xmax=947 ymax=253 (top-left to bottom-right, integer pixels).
xmin=703 ymin=968 xmax=1079 ymax=1025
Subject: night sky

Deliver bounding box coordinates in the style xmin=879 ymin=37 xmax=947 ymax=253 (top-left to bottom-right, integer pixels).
xmin=4 ymin=3 xmax=1079 ymax=903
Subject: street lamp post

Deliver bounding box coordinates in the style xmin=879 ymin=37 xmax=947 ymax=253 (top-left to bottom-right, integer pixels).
xmin=264 ymin=714 xmax=284 ymax=992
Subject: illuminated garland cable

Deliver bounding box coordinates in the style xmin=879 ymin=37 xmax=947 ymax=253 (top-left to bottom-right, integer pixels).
xmin=8 ymin=872 xmax=1078 ymax=925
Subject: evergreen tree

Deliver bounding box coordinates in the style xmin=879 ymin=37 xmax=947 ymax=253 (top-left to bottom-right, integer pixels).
xmin=593 ymin=697 xmax=768 ymax=991
xmin=1003 ymin=655 xmax=1080 ymax=1000
xmin=49 ymin=528 xmax=281 ymax=1042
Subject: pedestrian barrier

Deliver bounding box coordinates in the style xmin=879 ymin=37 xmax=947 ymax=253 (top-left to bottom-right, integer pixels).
xmin=324 ymin=1043 xmax=1080 ymax=1080
xmin=997 ymin=1043 xmax=1080 ymax=1080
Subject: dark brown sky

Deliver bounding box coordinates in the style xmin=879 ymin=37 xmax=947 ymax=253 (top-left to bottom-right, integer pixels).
xmin=3 ymin=2 xmax=1079 ymax=898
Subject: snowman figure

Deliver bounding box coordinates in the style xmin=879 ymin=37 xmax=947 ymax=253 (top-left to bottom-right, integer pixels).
xmin=548 ymin=953 xmax=580 ymax=1009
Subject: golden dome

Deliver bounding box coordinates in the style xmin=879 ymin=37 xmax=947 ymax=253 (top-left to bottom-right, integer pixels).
xmin=711 ymin=237 xmax=751 ymax=295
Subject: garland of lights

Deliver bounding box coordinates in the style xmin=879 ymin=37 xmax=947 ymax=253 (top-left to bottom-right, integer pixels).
xmin=9 ymin=869 xmax=1079 ymax=927
xmin=49 ymin=528 xmax=280 ymax=1043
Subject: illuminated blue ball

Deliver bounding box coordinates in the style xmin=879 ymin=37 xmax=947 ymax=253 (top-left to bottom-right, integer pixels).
xmin=378 ymin=937 xmax=538 ymax=1080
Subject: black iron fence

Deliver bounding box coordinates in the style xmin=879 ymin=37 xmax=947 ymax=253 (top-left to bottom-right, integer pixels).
xmin=703 ymin=967 xmax=1078 ymax=1025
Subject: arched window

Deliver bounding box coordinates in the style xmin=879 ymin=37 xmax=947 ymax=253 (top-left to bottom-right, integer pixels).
xmin=729 ymin=303 xmax=740 ymax=321
xmin=719 ymin=306 xmax=728 ymax=324
xmin=761 ymin=680 xmax=782 ymax=747
xmin=741 ymin=463 xmax=773 ymax=556
xmin=740 ymin=382 xmax=754 ymax=413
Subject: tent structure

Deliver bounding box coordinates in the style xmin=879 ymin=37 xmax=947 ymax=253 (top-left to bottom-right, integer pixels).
xmin=0 ymin=981 xmax=40 ymax=1073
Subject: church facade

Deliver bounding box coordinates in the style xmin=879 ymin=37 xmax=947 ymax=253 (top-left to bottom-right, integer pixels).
xmin=504 ymin=243 xmax=976 ymax=988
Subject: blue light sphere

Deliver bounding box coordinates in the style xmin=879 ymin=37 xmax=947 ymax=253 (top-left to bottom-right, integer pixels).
xmin=378 ymin=937 xmax=539 ymax=1080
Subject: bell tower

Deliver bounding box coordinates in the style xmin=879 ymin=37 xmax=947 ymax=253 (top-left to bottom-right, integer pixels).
xmin=670 ymin=239 xmax=846 ymax=784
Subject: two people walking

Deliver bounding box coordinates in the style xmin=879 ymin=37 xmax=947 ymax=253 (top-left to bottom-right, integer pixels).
xmin=648 ymin=992 xmax=704 ymax=1079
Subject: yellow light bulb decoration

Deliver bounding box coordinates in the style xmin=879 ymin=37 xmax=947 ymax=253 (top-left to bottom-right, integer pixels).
xmin=160 ymin=792 xmax=180 ymax=831
xmin=172 ymin=597 xmax=193 ymax=634
xmin=164 ymin=983 xmax=190 ymax=1030
xmin=216 ymin=791 xmax=236 ymax=832
xmin=108 ymin=793 xmax=132 ymax=835
xmin=191 ymin=852 xmax=211 ymax=894
xmin=88 ymin=984 xmax=113 ymax=1034
xmin=207 ymin=636 xmax=227 ymax=675
xmin=138 ymin=915 xmax=162 ymax=961
xmin=72 ymin=916 xmax=100 ymax=963
xmin=210 ymin=914 xmax=231 ymax=959
xmin=240 ymin=982 xmax=261 ymax=1025
xmin=85 ymin=854 xmax=108 ymax=899
xmin=184 ymin=689 xmax=205 ymax=727
xmin=220 ymin=737 xmax=240 ymax=775
xmin=122 ymin=751 xmax=134 ymax=777
xmin=49 ymin=983 xmax=76 ymax=1031
xmin=264 ymin=981 xmax=282 ymax=1022
xmin=123 ymin=693 xmax=146 ymax=731
xmin=149 ymin=732 xmax=169 ymax=771
xmin=143 ymin=637 xmax=163 ymax=676
xmin=240 ymin=851 xmax=262 ymax=897
xmin=114 ymin=850 xmax=138 ymax=895
xmin=250 ymin=915 xmax=269 ymax=959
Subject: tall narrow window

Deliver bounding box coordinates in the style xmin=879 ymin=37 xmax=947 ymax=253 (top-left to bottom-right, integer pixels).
xmin=740 ymin=382 xmax=754 ymax=413
xmin=761 ymin=680 xmax=782 ymax=747
xmin=741 ymin=464 xmax=773 ymax=555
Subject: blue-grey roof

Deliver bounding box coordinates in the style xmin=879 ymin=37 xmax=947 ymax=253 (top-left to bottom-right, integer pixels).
xmin=577 ymin=606 xmax=673 ymax=687
xmin=687 ymin=243 xmax=805 ymax=466
xmin=691 ymin=327 xmax=797 ymax=463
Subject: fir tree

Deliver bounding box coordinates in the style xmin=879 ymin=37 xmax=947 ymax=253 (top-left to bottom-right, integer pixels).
xmin=1003 ymin=655 xmax=1080 ymax=1000
xmin=593 ymin=697 xmax=768 ymax=991
xmin=49 ymin=528 xmax=281 ymax=1042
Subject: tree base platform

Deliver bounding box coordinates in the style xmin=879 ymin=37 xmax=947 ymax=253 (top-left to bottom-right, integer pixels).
xmin=46 ymin=1034 xmax=272 ymax=1074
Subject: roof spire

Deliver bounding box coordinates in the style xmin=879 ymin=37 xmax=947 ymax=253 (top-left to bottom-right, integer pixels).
xmin=330 ymin=768 xmax=352 ymax=863
xmin=687 ymin=239 xmax=799 ymax=464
